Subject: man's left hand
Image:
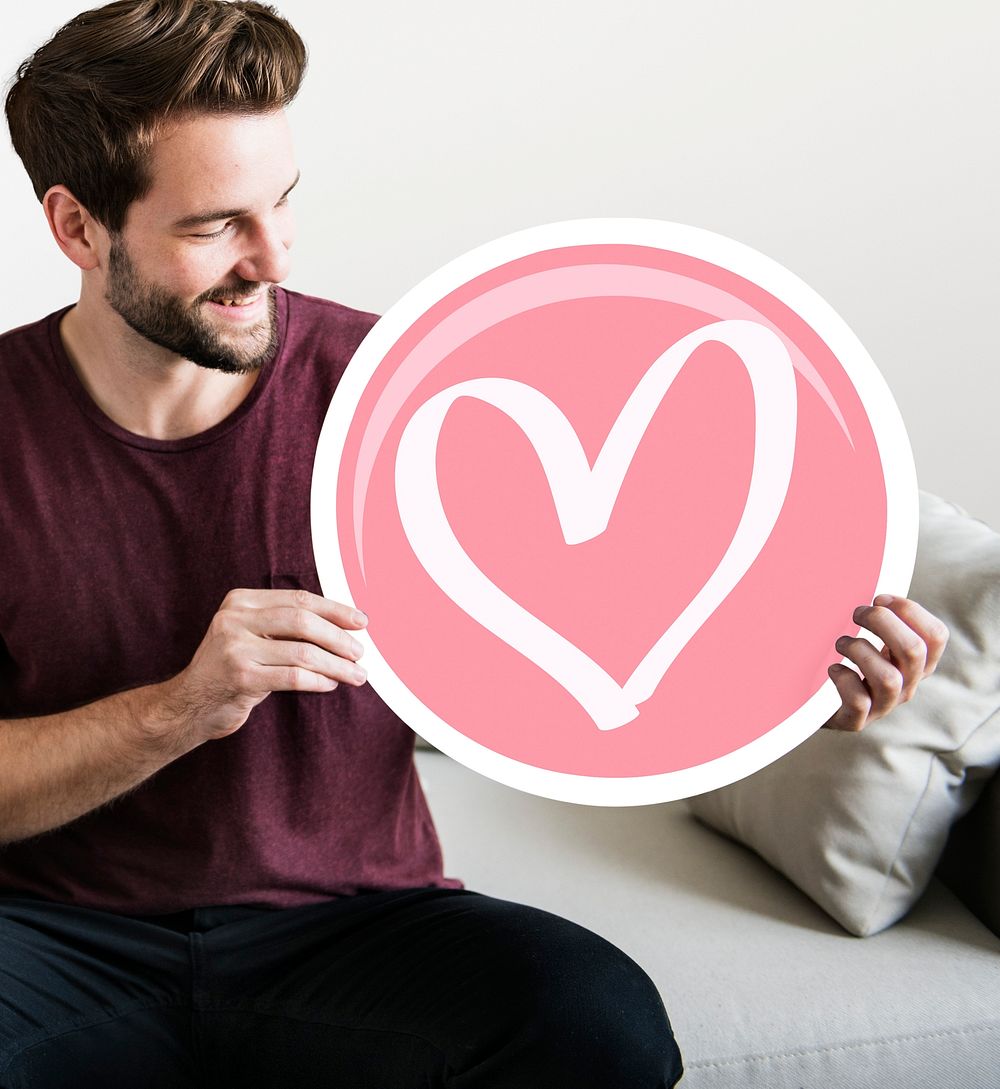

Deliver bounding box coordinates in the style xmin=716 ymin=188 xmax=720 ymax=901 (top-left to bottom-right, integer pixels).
xmin=822 ymin=595 xmax=950 ymax=732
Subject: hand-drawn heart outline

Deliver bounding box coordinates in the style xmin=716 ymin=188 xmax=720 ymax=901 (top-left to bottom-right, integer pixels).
xmin=394 ymin=318 xmax=797 ymax=732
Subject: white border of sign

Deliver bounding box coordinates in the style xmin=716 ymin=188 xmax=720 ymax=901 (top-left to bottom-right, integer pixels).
xmin=311 ymin=219 xmax=919 ymax=807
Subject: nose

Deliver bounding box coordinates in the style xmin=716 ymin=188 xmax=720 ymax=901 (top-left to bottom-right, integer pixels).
xmin=232 ymin=217 xmax=293 ymax=286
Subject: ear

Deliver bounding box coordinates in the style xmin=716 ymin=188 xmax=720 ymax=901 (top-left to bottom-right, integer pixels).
xmin=42 ymin=185 xmax=106 ymax=272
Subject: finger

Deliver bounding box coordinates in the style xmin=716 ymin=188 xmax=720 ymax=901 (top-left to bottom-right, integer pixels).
xmin=246 ymin=605 xmax=366 ymax=663
xmin=252 ymin=639 xmax=368 ymax=687
xmin=223 ymin=587 xmax=368 ymax=630
xmin=871 ymin=595 xmax=949 ymax=676
xmin=850 ymin=602 xmax=927 ymax=701
xmin=833 ymin=636 xmax=903 ymax=720
xmin=253 ymin=665 xmax=342 ymax=694
xmin=824 ymin=664 xmax=871 ymax=731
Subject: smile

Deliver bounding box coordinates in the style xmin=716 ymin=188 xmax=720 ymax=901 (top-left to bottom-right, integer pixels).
xmin=213 ymin=294 xmax=260 ymax=307
xmin=206 ymin=291 xmax=267 ymax=320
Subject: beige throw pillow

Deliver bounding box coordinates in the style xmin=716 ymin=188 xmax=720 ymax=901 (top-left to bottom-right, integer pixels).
xmin=686 ymin=490 xmax=1000 ymax=936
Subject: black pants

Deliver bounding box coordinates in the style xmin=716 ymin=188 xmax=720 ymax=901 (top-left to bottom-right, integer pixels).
xmin=0 ymin=886 xmax=684 ymax=1087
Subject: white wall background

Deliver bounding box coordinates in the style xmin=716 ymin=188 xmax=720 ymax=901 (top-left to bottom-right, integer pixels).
xmin=3 ymin=1 xmax=997 ymax=529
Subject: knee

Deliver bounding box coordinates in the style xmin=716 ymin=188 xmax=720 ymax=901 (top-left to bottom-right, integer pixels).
xmin=527 ymin=924 xmax=685 ymax=1087
xmin=441 ymin=898 xmax=684 ymax=1087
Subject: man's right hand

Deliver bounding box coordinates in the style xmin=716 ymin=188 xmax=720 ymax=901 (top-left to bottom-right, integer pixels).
xmin=158 ymin=588 xmax=369 ymax=745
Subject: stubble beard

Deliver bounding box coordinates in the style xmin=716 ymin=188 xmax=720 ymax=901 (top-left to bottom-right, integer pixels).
xmin=105 ymin=236 xmax=278 ymax=375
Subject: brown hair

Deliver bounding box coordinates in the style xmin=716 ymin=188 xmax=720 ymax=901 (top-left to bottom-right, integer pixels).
xmin=4 ymin=0 xmax=307 ymax=233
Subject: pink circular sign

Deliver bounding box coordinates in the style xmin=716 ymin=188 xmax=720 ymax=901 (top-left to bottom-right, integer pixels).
xmin=311 ymin=220 xmax=918 ymax=805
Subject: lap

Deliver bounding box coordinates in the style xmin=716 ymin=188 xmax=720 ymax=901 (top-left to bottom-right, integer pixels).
xmin=0 ymin=888 xmax=683 ymax=1088
xmin=0 ymin=895 xmax=193 ymax=1087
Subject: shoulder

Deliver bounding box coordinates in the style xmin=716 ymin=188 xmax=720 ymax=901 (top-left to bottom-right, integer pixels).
xmin=270 ymin=289 xmax=383 ymax=409
xmin=0 ymin=308 xmax=67 ymax=407
xmin=280 ymin=288 xmax=381 ymax=360
xmin=0 ymin=309 xmax=59 ymax=360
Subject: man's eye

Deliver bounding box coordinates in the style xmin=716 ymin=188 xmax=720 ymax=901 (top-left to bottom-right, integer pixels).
xmin=194 ymin=223 xmax=234 ymax=240
xmin=192 ymin=197 xmax=289 ymax=240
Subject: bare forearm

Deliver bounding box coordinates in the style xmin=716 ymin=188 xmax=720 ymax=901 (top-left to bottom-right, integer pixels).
xmin=0 ymin=679 xmax=202 ymax=846
xmin=0 ymin=587 xmax=369 ymax=847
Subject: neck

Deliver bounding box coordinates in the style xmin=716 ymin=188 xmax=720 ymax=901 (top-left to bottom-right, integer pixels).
xmin=58 ymin=293 xmax=263 ymax=441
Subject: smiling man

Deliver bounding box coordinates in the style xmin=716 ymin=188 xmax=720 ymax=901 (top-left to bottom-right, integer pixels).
xmin=0 ymin=2 xmax=946 ymax=1088
xmin=0 ymin=3 xmax=690 ymax=1087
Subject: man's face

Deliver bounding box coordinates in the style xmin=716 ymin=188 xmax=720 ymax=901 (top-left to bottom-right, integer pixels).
xmin=101 ymin=110 xmax=297 ymax=374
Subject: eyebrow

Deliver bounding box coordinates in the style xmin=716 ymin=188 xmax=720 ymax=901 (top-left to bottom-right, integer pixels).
xmin=172 ymin=170 xmax=301 ymax=230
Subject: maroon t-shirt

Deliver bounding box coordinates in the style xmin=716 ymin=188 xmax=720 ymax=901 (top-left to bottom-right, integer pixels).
xmin=0 ymin=286 xmax=464 ymax=914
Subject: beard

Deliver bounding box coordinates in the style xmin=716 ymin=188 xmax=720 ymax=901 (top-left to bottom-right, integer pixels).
xmin=104 ymin=236 xmax=278 ymax=375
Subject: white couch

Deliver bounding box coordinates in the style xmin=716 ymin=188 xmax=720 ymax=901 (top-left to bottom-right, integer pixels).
xmin=412 ymin=490 xmax=1000 ymax=1087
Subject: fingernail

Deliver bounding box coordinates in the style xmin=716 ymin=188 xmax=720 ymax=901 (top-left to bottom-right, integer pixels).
xmin=852 ymin=606 xmax=865 ymax=622
xmin=353 ymin=610 xmax=368 ymax=626
xmin=351 ymin=641 xmax=364 ymax=658
xmin=353 ymin=667 xmax=367 ymax=683
xmin=874 ymin=594 xmax=894 ymax=607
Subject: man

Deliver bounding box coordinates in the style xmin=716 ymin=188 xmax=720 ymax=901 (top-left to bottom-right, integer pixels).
xmin=0 ymin=2 xmax=947 ymax=1087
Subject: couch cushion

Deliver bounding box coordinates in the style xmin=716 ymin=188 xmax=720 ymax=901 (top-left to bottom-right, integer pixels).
xmin=685 ymin=490 xmax=1000 ymax=936
xmin=416 ymin=747 xmax=1000 ymax=1088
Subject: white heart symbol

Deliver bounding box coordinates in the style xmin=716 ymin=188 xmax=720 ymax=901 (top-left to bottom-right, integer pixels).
xmin=395 ymin=319 xmax=797 ymax=732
